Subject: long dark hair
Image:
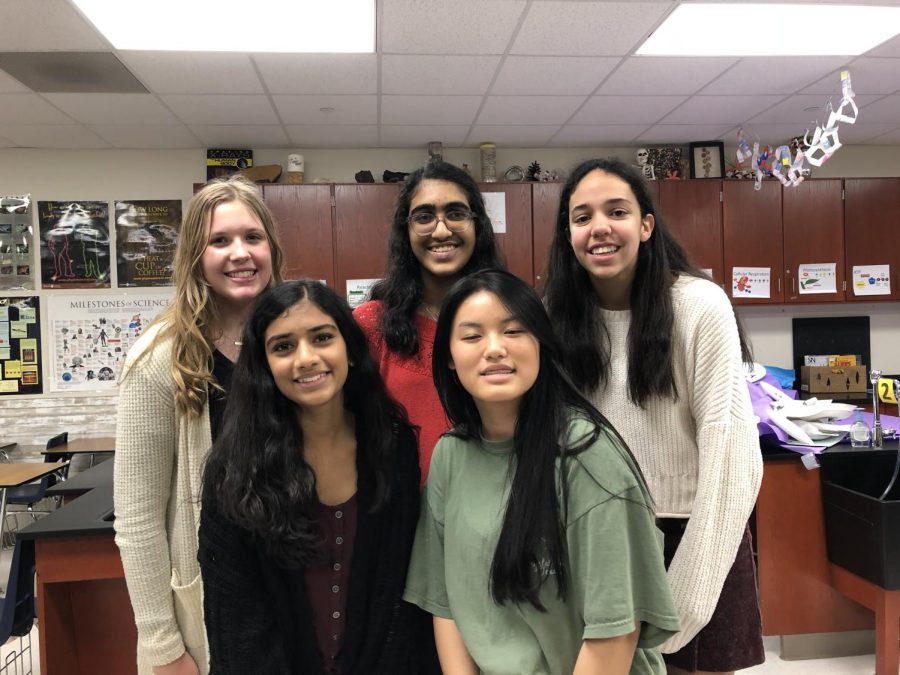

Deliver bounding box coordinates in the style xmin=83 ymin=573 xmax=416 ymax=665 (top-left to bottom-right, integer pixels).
xmin=544 ymin=158 xmax=751 ymax=406
xmin=432 ymin=269 xmax=648 ymax=610
xmin=203 ymin=280 xmax=411 ymax=568
xmin=370 ymin=160 xmax=505 ymax=356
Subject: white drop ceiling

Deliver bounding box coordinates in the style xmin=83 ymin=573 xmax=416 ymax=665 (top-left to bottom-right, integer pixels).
xmin=0 ymin=0 xmax=898 ymax=150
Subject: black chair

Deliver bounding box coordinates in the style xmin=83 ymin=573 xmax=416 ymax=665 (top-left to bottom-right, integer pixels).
xmin=0 ymin=539 xmax=36 ymax=675
xmin=5 ymin=432 xmax=71 ymax=522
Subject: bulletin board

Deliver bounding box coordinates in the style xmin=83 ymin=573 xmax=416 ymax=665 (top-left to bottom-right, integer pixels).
xmin=0 ymin=296 xmax=42 ymax=395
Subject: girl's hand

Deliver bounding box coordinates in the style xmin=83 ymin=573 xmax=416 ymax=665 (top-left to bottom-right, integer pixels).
xmin=153 ymin=651 xmax=199 ymax=675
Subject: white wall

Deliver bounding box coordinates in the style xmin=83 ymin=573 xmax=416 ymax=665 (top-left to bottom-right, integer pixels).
xmin=0 ymin=143 xmax=898 ymax=442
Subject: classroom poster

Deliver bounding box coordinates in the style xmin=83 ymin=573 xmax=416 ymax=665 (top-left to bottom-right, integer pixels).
xmin=48 ymin=292 xmax=172 ymax=391
xmin=798 ymin=263 xmax=837 ymax=294
xmin=481 ymin=192 xmax=507 ymax=234
xmin=0 ymin=296 xmax=42 ymax=395
xmin=38 ymin=200 xmax=111 ymax=288
xmin=115 ymin=199 xmax=181 ymax=287
xmin=346 ymin=278 xmax=379 ymax=309
xmin=731 ymin=267 xmax=771 ymax=299
xmin=851 ymin=264 xmax=891 ymax=296
xmin=0 ymin=194 xmax=35 ymax=291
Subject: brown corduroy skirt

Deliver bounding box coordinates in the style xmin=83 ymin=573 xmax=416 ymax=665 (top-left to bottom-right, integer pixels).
xmin=658 ymin=519 xmax=765 ymax=672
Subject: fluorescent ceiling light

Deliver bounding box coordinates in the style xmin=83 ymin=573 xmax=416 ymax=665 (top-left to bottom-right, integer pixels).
xmin=637 ymin=3 xmax=900 ymax=56
xmin=71 ymin=0 xmax=375 ymax=52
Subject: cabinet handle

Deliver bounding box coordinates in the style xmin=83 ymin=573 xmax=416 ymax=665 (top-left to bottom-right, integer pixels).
xmin=777 ymin=277 xmax=782 ymax=293
xmin=792 ymin=277 xmax=795 ymax=293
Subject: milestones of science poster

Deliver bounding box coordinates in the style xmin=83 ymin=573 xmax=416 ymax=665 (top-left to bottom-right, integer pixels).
xmin=48 ymin=292 xmax=171 ymax=392
xmin=0 ymin=296 xmax=42 ymax=396
xmin=116 ymin=200 xmax=181 ymax=287
xmin=38 ymin=201 xmax=111 ymax=289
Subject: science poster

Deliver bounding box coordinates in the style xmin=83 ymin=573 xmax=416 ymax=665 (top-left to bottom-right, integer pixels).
xmin=115 ymin=199 xmax=181 ymax=287
xmin=0 ymin=296 xmax=42 ymax=395
xmin=38 ymin=200 xmax=111 ymax=288
xmin=0 ymin=194 xmax=35 ymax=291
xmin=47 ymin=292 xmax=171 ymax=391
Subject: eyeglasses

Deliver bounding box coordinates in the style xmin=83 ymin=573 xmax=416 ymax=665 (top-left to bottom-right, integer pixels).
xmin=407 ymin=209 xmax=475 ymax=236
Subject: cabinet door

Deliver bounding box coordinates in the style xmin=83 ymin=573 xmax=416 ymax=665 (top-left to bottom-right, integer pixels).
xmin=532 ymin=182 xmax=563 ymax=289
xmin=723 ymin=180 xmax=784 ymax=304
xmin=658 ymin=180 xmax=724 ymax=285
xmin=844 ymin=178 xmax=900 ymax=302
xmin=479 ymin=182 xmax=533 ymax=284
xmin=782 ymin=179 xmax=844 ymax=303
xmin=333 ymin=184 xmax=400 ymax=299
xmin=262 ymin=184 xmax=334 ymax=285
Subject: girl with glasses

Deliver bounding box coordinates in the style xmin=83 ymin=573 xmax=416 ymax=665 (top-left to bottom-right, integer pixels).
xmin=405 ymin=269 xmax=679 ymax=674
xmin=354 ymin=160 xmax=504 ymax=484
xmin=199 ymin=280 xmax=439 ymax=674
xmin=543 ymin=158 xmax=764 ymax=675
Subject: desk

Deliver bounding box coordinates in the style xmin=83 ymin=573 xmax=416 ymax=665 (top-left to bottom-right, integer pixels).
xmin=47 ymin=460 xmax=113 ymax=504
xmin=0 ymin=462 xmax=69 ymax=564
xmin=42 ymin=437 xmax=115 ymax=467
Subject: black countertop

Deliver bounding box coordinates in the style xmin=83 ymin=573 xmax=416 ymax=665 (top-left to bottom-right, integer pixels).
xmin=47 ymin=458 xmax=113 ymax=496
xmin=18 ymin=484 xmax=114 ymax=540
xmin=762 ymin=438 xmax=900 ymax=461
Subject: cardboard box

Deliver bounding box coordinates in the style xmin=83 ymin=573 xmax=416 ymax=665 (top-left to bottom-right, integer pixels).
xmin=800 ymin=365 xmax=867 ymax=395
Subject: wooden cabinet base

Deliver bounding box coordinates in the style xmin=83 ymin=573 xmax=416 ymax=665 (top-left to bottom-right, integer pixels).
xmin=36 ymin=535 xmax=137 ymax=675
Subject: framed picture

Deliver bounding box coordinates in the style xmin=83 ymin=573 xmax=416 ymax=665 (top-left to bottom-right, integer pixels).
xmin=689 ymin=141 xmax=725 ymax=179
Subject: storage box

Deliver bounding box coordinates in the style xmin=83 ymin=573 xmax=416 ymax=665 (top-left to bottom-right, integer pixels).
xmin=821 ymin=450 xmax=900 ymax=589
xmin=800 ymin=365 xmax=867 ymax=395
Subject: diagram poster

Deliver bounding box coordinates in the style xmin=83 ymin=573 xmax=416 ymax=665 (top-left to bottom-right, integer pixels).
xmin=798 ymin=263 xmax=837 ymax=294
xmin=0 ymin=194 xmax=35 ymax=291
xmin=852 ymin=264 xmax=891 ymax=296
xmin=38 ymin=201 xmax=111 ymax=289
xmin=0 ymin=296 xmax=42 ymax=395
xmin=731 ymin=267 xmax=771 ymax=299
xmin=48 ymin=292 xmax=172 ymax=391
xmin=115 ymin=200 xmax=181 ymax=287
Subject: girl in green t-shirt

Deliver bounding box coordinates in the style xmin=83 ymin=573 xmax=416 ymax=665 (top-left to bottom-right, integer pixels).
xmin=404 ymin=269 xmax=680 ymax=675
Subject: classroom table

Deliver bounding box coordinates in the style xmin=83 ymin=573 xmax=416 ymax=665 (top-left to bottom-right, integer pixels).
xmin=41 ymin=436 xmax=116 ymax=467
xmin=47 ymin=458 xmax=113 ymax=504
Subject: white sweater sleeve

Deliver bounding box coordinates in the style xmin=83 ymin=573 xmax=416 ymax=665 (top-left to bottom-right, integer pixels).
xmin=660 ymin=289 xmax=763 ymax=653
xmin=113 ymin=338 xmax=186 ymax=666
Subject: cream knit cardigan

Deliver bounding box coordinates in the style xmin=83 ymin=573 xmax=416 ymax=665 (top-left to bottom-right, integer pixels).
xmin=114 ymin=321 xmax=211 ymax=674
xmin=590 ymin=276 xmax=763 ymax=654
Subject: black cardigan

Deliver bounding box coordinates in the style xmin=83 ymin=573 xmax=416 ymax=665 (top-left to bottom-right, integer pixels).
xmin=198 ymin=425 xmax=440 ymax=674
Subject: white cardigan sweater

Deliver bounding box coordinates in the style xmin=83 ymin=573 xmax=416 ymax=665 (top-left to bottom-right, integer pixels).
xmin=590 ymin=276 xmax=763 ymax=653
xmin=114 ymin=321 xmax=211 ymax=674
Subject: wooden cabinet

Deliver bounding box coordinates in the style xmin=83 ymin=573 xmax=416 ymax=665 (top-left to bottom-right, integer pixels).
xmin=532 ymin=182 xmax=563 ymax=289
xmin=658 ymin=180 xmax=724 ymax=285
xmin=262 ymin=184 xmax=334 ymax=285
xmin=478 ymin=182 xmax=534 ymax=284
xmin=332 ymin=184 xmax=400 ymax=298
xmin=844 ymin=178 xmax=900 ymax=302
xmin=723 ymin=180 xmax=784 ymax=304
xmin=782 ymin=179 xmax=845 ymax=303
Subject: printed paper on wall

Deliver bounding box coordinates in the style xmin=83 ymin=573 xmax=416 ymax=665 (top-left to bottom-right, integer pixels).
xmin=732 ymin=267 xmax=771 ymax=299
xmin=115 ymin=200 xmax=181 ymax=287
xmin=852 ymin=264 xmax=891 ymax=296
xmin=797 ymin=263 xmax=837 ymax=294
xmin=481 ymin=192 xmax=507 ymax=234
xmin=0 ymin=296 xmax=42 ymax=396
xmin=38 ymin=201 xmax=111 ymax=288
xmin=346 ymin=278 xmax=379 ymax=309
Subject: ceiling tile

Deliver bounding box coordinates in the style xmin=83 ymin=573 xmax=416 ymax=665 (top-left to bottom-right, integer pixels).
xmin=852 ymin=95 xmax=900 ymax=124
xmin=553 ymin=125 xmax=649 ymax=146
xmin=379 ymin=125 xmax=471 ymax=147
xmin=90 ymin=125 xmax=200 ymax=148
xmin=255 ymin=54 xmax=377 ymax=94
xmin=0 ymin=70 xmax=29 ymax=94
xmin=491 ymin=57 xmax=621 ymax=95
xmin=635 ymin=125 xmax=734 ymax=144
xmin=189 ymin=125 xmax=290 ymax=148
xmin=0 ymin=0 xmax=108 ymax=50
xmin=662 ymin=95 xmax=784 ymax=125
xmin=382 ymin=55 xmax=500 ymax=95
xmin=598 ymin=57 xmax=737 ymax=95
xmin=0 ymin=124 xmax=108 ymax=148
xmin=381 ymin=96 xmax=482 ymax=125
xmin=0 ymin=135 xmax=15 ymax=148
xmin=571 ymin=95 xmax=687 ymax=125
xmin=700 ymin=57 xmax=848 ymax=95
xmin=511 ymin=1 xmax=671 ymax=56
xmin=837 ymin=123 xmax=900 ymax=143
xmin=161 ymin=95 xmax=279 ymax=125
xmin=44 ymin=94 xmax=178 ymax=124
xmin=749 ymin=94 xmax=880 ymax=124
xmin=864 ymin=32 xmax=900 ymax=57
xmin=477 ymin=95 xmax=586 ymax=125
xmin=739 ymin=124 xmax=814 ymax=145
xmin=466 ymin=125 xmax=560 ymax=146
xmin=861 ymin=126 xmax=900 ymax=144
xmin=273 ymin=95 xmax=377 ymax=125
xmin=119 ymin=52 xmax=263 ymax=94
xmin=382 ymin=0 xmax=526 ymax=54
xmin=802 ymin=58 xmax=900 ymax=95
xmin=0 ymin=94 xmax=74 ymax=124
xmin=286 ymin=125 xmax=378 ymax=148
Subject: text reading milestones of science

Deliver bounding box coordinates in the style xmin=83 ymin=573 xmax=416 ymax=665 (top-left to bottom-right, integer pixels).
xmin=0 ymin=296 xmax=42 ymax=396
xmin=48 ymin=293 xmax=172 ymax=392
xmin=38 ymin=201 xmax=111 ymax=289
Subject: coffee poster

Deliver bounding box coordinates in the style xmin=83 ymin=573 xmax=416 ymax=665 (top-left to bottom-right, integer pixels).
xmin=115 ymin=200 xmax=181 ymax=287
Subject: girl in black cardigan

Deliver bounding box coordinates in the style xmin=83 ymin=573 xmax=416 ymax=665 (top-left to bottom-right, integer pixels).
xmin=199 ymin=280 xmax=438 ymax=674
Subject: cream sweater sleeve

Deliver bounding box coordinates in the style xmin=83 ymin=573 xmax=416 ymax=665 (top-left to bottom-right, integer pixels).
xmin=113 ymin=332 xmax=186 ymax=667
xmin=660 ymin=285 xmax=763 ymax=653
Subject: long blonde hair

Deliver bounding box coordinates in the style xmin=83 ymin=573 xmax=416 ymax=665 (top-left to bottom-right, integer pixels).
xmin=157 ymin=175 xmax=284 ymax=416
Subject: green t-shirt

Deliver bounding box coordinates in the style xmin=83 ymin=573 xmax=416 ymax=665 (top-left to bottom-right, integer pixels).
xmin=403 ymin=417 xmax=679 ymax=675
